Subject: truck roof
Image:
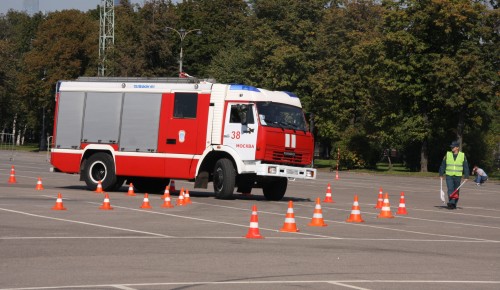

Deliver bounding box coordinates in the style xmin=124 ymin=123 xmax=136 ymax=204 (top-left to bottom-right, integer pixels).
xmin=57 ymin=77 xmax=302 ymax=108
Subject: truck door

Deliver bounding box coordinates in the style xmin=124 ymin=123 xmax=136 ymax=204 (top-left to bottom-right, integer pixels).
xmin=158 ymin=92 xmax=210 ymax=178
xmin=223 ymin=103 xmax=258 ymax=160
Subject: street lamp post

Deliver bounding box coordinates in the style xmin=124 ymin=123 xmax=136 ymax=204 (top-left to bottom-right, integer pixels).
xmin=165 ymin=27 xmax=202 ymax=77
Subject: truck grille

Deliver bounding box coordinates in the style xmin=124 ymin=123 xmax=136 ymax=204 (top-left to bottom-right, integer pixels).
xmin=270 ymin=151 xmax=304 ymax=164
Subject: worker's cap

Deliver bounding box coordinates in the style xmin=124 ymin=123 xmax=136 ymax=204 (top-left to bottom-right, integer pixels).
xmin=449 ymin=141 xmax=460 ymax=148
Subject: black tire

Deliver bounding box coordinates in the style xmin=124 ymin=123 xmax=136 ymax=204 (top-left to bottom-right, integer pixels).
xmin=82 ymin=152 xmax=117 ymax=191
xmin=262 ymin=177 xmax=287 ymax=201
xmin=213 ymin=158 xmax=236 ymax=199
xmin=131 ymin=177 xmax=170 ymax=194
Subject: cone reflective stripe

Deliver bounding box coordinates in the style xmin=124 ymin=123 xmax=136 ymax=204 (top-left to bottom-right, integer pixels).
xmin=170 ymin=180 xmax=176 ymax=194
xmin=308 ymin=198 xmax=328 ymax=227
xmin=184 ymin=189 xmax=192 ymax=204
xmin=127 ymin=183 xmax=136 ymax=196
xmin=161 ymin=191 xmax=174 ymax=208
xmin=8 ymin=166 xmax=17 ymax=183
xmin=95 ymin=180 xmax=104 ymax=193
xmin=176 ymin=188 xmax=185 ymax=206
xmin=323 ymin=183 xmax=335 ymax=203
xmin=245 ymin=205 xmax=264 ymax=239
xmin=374 ymin=187 xmax=383 ymax=209
xmin=52 ymin=193 xmax=67 ymax=210
xmin=99 ymin=193 xmax=113 ymax=210
xmin=280 ymin=201 xmax=299 ymax=232
xmin=346 ymin=195 xmax=364 ymax=223
xmin=140 ymin=193 xmax=152 ymax=209
xmin=35 ymin=177 xmax=44 ymax=190
xmin=396 ymin=191 xmax=408 ymax=215
xmin=377 ymin=193 xmax=394 ymax=218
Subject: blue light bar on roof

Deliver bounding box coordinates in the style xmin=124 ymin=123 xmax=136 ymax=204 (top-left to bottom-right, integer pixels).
xmin=229 ymin=84 xmax=260 ymax=92
xmin=284 ymin=91 xmax=299 ymax=98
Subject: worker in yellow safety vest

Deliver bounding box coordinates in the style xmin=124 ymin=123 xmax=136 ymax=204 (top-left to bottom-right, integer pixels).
xmin=439 ymin=141 xmax=469 ymax=209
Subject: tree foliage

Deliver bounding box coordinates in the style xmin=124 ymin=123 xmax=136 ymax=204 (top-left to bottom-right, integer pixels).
xmin=0 ymin=0 xmax=497 ymax=173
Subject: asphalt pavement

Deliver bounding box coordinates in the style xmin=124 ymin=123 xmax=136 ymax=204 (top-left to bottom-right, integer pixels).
xmin=1 ymin=150 xmax=499 ymax=290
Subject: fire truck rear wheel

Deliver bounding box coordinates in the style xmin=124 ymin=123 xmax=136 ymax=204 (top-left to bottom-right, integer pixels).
xmin=83 ymin=152 xmax=117 ymax=191
xmin=262 ymin=177 xmax=287 ymax=201
xmin=213 ymin=158 xmax=236 ymax=199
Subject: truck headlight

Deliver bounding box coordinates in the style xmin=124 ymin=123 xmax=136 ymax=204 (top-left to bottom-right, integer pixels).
xmin=268 ymin=166 xmax=277 ymax=174
xmin=306 ymin=170 xmax=314 ymax=178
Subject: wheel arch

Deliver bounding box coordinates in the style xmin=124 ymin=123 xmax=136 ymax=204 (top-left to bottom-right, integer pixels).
xmin=79 ymin=145 xmax=116 ymax=176
xmin=196 ymin=146 xmax=243 ymax=180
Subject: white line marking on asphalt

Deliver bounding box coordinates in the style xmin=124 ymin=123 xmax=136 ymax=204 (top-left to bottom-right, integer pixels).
xmin=0 ymin=208 xmax=173 ymax=238
xmin=112 ymin=285 xmax=137 ymax=290
xmin=1 ymin=280 xmax=500 ymax=290
xmin=329 ymin=282 xmax=370 ymax=290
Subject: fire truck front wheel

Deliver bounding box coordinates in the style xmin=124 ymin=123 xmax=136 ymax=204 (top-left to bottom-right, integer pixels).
xmin=213 ymin=158 xmax=236 ymax=199
xmin=82 ymin=152 xmax=117 ymax=191
xmin=263 ymin=177 xmax=287 ymax=201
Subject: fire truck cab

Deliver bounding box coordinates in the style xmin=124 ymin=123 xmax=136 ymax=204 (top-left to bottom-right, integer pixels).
xmin=50 ymin=77 xmax=316 ymax=200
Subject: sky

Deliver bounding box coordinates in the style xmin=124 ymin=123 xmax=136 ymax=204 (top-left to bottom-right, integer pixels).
xmin=0 ymin=0 xmax=149 ymax=15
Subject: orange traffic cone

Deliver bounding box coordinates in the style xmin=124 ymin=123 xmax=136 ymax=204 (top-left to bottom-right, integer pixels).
xmin=8 ymin=165 xmax=17 ymax=183
xmin=161 ymin=191 xmax=174 ymax=208
xmin=95 ymin=180 xmax=104 ymax=193
xmin=127 ymin=183 xmax=136 ymax=196
xmin=35 ymin=177 xmax=44 ymax=190
xmin=377 ymin=193 xmax=395 ymax=218
xmin=374 ymin=187 xmax=384 ymax=209
xmin=170 ymin=180 xmax=176 ymax=194
xmin=323 ymin=183 xmax=335 ymax=203
xmin=160 ymin=185 xmax=169 ymax=199
xmin=245 ymin=205 xmax=264 ymax=239
xmin=176 ymin=188 xmax=185 ymax=206
xmin=99 ymin=193 xmax=113 ymax=210
xmin=395 ymin=191 xmax=408 ymax=215
xmin=346 ymin=195 xmax=364 ymax=223
xmin=335 ymin=170 xmax=339 ymax=180
xmin=280 ymin=201 xmax=299 ymax=232
xmin=52 ymin=193 xmax=67 ymax=210
xmin=140 ymin=193 xmax=152 ymax=209
xmin=184 ymin=189 xmax=192 ymax=204
xmin=308 ymin=198 xmax=328 ymax=227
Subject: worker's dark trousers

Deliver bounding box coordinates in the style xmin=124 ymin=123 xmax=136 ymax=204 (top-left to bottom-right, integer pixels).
xmin=446 ymin=175 xmax=462 ymax=207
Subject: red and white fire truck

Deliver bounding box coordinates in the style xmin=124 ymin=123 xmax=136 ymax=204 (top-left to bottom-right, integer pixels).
xmin=50 ymin=77 xmax=316 ymax=200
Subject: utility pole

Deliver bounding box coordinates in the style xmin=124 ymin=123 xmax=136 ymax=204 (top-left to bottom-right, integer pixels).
xmin=98 ymin=0 xmax=115 ymax=76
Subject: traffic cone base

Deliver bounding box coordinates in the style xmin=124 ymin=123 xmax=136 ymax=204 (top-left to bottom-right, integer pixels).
xmin=346 ymin=195 xmax=364 ymax=223
xmin=99 ymin=193 xmax=113 ymax=210
xmin=52 ymin=193 xmax=67 ymax=210
xmin=245 ymin=205 xmax=264 ymax=239
xmin=308 ymin=198 xmax=328 ymax=227
xmin=35 ymin=177 xmax=44 ymax=190
xmin=280 ymin=201 xmax=299 ymax=232
xmin=377 ymin=193 xmax=395 ymax=218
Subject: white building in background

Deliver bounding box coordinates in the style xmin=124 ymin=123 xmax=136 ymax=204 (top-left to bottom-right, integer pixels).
xmin=23 ymin=0 xmax=39 ymax=15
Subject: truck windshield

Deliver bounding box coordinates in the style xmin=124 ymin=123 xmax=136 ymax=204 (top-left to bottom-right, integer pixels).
xmin=256 ymin=102 xmax=308 ymax=131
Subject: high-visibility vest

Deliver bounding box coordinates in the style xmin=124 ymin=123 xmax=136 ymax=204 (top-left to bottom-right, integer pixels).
xmin=445 ymin=152 xmax=465 ymax=176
